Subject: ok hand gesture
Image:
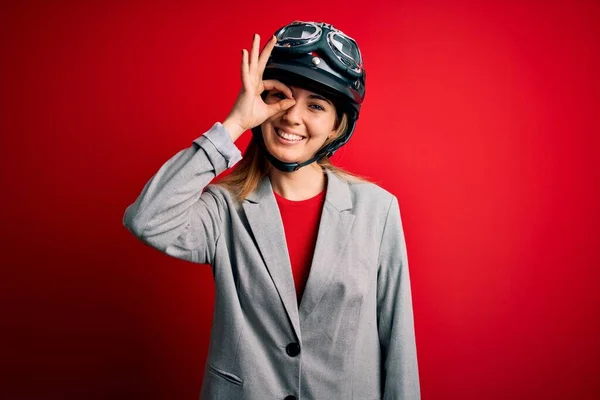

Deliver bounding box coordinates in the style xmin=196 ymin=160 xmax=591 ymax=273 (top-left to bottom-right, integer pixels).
xmin=223 ymin=34 xmax=296 ymax=141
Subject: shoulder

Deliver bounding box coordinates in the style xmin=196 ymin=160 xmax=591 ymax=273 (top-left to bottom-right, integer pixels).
xmin=332 ymin=171 xmax=396 ymax=209
xmin=350 ymin=179 xmax=394 ymax=202
xmin=325 ymin=170 xmax=398 ymax=231
xmin=205 ymin=183 xmax=231 ymax=197
xmin=203 ymin=183 xmax=240 ymax=210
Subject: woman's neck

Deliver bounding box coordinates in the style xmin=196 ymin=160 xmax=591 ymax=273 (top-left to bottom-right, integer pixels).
xmin=269 ymin=164 xmax=326 ymax=201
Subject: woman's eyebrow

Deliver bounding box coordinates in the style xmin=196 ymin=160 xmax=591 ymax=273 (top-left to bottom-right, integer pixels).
xmin=307 ymin=94 xmax=333 ymax=106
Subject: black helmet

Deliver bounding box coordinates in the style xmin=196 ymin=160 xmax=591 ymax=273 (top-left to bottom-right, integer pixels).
xmin=251 ymin=21 xmax=366 ymax=172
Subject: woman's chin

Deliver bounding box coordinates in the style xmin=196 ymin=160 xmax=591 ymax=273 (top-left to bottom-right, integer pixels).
xmin=264 ymin=142 xmax=303 ymax=163
xmin=268 ymin=149 xmax=303 ymax=164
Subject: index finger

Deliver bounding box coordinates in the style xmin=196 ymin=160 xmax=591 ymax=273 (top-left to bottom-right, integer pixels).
xmin=262 ymin=79 xmax=294 ymax=99
xmin=257 ymin=35 xmax=277 ymax=74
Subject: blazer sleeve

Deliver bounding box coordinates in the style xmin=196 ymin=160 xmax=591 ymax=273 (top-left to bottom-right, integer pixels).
xmin=122 ymin=122 xmax=242 ymax=264
xmin=377 ymin=196 xmax=421 ymax=399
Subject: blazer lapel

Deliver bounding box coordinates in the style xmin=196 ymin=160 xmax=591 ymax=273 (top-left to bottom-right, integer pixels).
xmin=299 ymin=169 xmax=355 ymax=322
xmin=242 ymin=177 xmax=301 ymax=339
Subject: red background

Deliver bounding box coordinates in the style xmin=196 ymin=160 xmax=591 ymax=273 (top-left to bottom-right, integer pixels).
xmin=1 ymin=1 xmax=599 ymax=399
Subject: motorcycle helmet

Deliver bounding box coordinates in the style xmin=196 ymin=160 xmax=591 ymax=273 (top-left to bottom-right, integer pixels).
xmin=251 ymin=21 xmax=366 ymax=172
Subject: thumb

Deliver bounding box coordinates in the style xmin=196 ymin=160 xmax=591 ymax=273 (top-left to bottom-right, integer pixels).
xmin=267 ymin=99 xmax=296 ymax=117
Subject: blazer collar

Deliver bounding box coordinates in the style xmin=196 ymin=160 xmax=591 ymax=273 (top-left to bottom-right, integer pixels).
xmin=242 ymin=168 xmax=355 ymax=339
xmin=245 ymin=169 xmax=353 ymax=211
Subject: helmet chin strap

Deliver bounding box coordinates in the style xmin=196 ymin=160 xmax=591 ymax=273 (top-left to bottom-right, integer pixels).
xmin=263 ymin=147 xmax=326 ymax=173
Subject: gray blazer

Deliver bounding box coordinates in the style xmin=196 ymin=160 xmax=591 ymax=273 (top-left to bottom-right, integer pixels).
xmin=123 ymin=122 xmax=420 ymax=400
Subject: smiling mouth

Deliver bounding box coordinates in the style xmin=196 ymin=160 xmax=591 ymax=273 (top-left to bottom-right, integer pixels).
xmin=275 ymin=128 xmax=305 ymax=142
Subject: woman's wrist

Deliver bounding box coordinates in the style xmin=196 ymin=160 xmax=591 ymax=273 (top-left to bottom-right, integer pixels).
xmin=222 ymin=118 xmax=246 ymax=142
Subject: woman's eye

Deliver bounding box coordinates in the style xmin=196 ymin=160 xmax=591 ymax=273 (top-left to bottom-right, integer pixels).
xmin=272 ymin=92 xmax=286 ymax=99
xmin=310 ymin=104 xmax=325 ymax=111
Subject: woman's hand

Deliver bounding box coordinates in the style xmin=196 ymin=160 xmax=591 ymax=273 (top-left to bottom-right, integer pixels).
xmin=222 ymin=34 xmax=296 ymax=141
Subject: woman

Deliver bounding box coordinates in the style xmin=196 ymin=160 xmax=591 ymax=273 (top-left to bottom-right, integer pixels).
xmin=123 ymin=21 xmax=420 ymax=400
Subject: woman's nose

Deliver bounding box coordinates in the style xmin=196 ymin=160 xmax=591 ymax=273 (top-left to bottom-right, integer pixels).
xmin=281 ymin=101 xmax=302 ymax=125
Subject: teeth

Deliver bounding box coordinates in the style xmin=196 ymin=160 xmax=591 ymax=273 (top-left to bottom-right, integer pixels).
xmin=276 ymin=129 xmax=304 ymax=141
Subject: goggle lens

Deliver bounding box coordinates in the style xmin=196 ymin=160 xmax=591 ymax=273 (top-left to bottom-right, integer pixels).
xmin=277 ymin=23 xmax=319 ymax=43
xmin=330 ymin=33 xmax=362 ymax=65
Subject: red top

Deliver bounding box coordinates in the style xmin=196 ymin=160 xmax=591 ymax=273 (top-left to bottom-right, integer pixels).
xmin=274 ymin=189 xmax=326 ymax=303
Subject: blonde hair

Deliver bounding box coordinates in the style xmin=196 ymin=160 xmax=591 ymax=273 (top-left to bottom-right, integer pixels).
xmin=217 ymin=113 xmax=370 ymax=201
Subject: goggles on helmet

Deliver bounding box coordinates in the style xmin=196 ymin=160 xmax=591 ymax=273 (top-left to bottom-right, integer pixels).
xmin=273 ymin=21 xmax=364 ymax=79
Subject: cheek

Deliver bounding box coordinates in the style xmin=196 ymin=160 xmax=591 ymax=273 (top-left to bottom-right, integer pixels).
xmin=323 ymin=112 xmax=338 ymax=133
xmin=260 ymin=121 xmax=276 ymax=137
xmin=310 ymin=117 xmax=337 ymax=140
